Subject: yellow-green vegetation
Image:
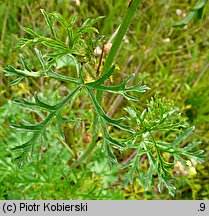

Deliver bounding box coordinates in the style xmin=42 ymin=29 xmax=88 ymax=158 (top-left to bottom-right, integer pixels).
xmin=0 ymin=0 xmax=208 ymax=199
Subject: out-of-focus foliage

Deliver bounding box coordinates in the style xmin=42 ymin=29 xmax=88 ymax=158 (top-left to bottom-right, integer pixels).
xmin=0 ymin=0 xmax=209 ymax=199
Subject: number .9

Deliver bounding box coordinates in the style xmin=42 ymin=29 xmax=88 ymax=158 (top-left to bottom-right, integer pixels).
xmin=200 ymin=203 xmax=205 ymax=211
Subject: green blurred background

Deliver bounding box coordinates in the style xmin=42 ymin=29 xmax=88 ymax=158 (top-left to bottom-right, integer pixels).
xmin=0 ymin=0 xmax=208 ymax=199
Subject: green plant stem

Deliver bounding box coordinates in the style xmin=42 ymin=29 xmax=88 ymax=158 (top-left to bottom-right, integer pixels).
xmin=73 ymin=0 xmax=142 ymax=167
xmin=97 ymin=0 xmax=141 ymax=104
xmin=72 ymin=115 xmax=99 ymax=167
xmin=0 ymin=2 xmax=10 ymax=45
xmin=102 ymin=0 xmax=141 ymax=75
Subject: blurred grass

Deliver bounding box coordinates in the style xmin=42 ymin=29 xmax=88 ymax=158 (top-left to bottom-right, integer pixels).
xmin=0 ymin=0 xmax=209 ymax=199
